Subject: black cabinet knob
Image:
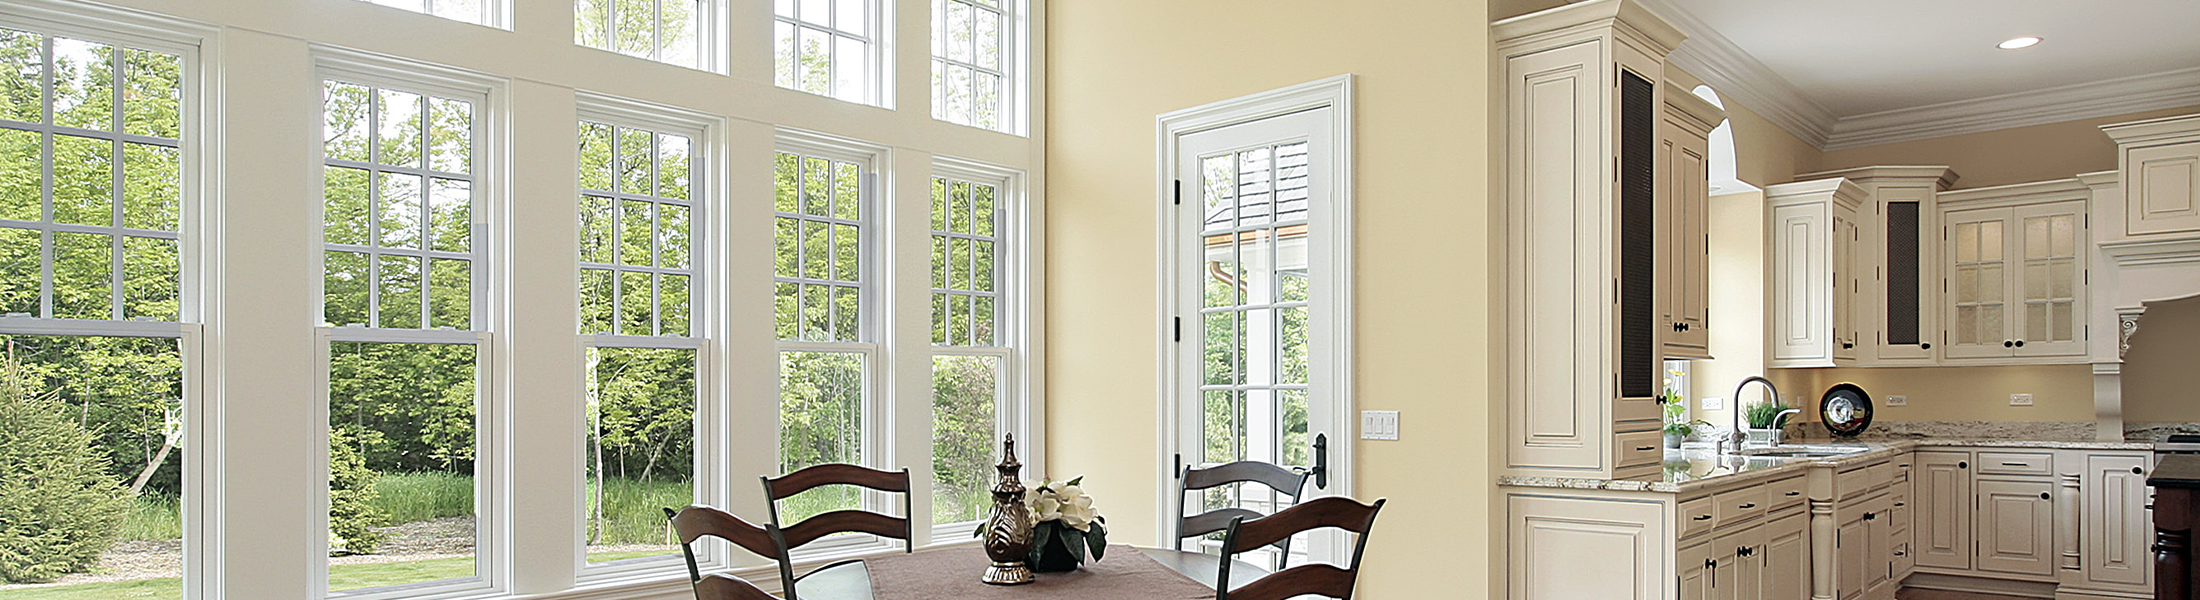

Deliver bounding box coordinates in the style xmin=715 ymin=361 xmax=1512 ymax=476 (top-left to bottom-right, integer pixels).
xmin=1921 ymin=342 xmax=1932 ymax=349
xmin=2015 ymin=340 xmax=2026 ymax=347
xmin=2041 ymin=492 xmax=2051 ymax=500
xmin=2003 ymin=340 xmax=2014 ymax=348
xmin=1864 ymin=513 xmax=1876 ymax=521
xmin=1959 ymin=461 xmax=1968 ymax=469
xmin=2136 ymin=467 xmax=2146 ymax=475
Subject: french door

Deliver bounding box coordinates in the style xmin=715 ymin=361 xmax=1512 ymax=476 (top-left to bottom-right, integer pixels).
xmin=1166 ymin=102 xmax=1346 ymax=566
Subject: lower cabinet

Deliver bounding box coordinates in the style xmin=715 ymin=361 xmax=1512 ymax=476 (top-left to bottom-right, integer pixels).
xmin=2060 ymin=450 xmax=2156 ymax=597
xmin=1713 ymin=525 xmax=1763 ymax=600
xmin=1679 ymin=541 xmax=1711 ymax=600
xmin=1764 ymin=511 xmax=1811 ymax=600
xmin=1975 ymin=479 xmax=2056 ymax=577
xmin=1914 ymin=450 xmax=1974 ymax=570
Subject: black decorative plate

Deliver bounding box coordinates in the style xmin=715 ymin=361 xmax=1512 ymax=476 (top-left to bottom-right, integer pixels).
xmin=1821 ymin=383 xmax=1873 ymax=438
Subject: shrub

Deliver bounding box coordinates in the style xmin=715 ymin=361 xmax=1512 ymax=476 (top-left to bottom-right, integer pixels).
xmin=0 ymin=370 xmax=129 ymax=583
xmin=329 ymin=428 xmax=388 ymax=554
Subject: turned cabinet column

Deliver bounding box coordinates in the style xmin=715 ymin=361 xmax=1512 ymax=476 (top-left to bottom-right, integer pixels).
xmin=1811 ymin=497 xmax=1836 ymax=600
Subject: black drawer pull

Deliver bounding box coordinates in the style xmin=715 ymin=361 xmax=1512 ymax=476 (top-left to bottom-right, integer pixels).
xmin=1694 ymin=515 xmax=1713 ymax=521
xmin=1738 ymin=503 xmax=1756 ymax=509
xmin=2003 ymin=462 xmax=2027 ymax=466
xmin=1786 ymin=491 xmax=1802 ymax=497
xmin=1864 ymin=513 xmax=1877 ymax=521
xmin=1894 ymin=502 xmax=1905 ymax=507
xmin=1894 ymin=551 xmax=1906 ymax=557
xmin=1637 ymin=446 xmax=1657 ymax=452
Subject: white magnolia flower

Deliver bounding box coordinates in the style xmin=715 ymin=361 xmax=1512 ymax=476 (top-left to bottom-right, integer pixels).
xmin=1026 ymin=479 xmax=1103 ymax=532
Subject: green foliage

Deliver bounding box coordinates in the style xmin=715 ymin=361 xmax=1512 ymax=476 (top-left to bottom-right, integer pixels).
xmin=930 ymin=355 xmax=996 ymax=524
xmin=328 ymin=428 xmax=387 ymax=555
xmin=328 ymin=343 xmax=477 ymax=475
xmin=369 ymin=472 xmax=471 ymax=526
xmin=0 ymin=366 xmax=129 ymax=584
xmin=1745 ymin=399 xmax=1794 ymax=430
xmin=118 ymin=494 xmax=182 ymax=542
xmin=1662 ymin=400 xmax=1712 ymax=439
xmin=584 ymin=477 xmax=689 ymax=547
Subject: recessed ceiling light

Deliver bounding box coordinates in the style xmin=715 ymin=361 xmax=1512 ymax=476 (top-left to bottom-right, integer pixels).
xmin=1998 ymin=36 xmax=2042 ymax=50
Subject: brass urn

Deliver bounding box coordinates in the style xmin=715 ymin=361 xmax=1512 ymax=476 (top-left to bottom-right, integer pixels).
xmin=980 ymin=433 xmax=1035 ymax=585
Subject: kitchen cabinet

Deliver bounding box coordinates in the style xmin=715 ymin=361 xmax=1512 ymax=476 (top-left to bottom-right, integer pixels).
xmin=1679 ymin=541 xmax=1712 ymax=600
xmin=1915 ymin=450 xmax=1974 ymax=570
xmin=2101 ymin=114 xmax=2200 ymax=237
xmin=1658 ymin=86 xmax=1722 ymax=360
xmin=1497 ymin=0 xmax=1684 ymax=478
xmin=1506 ymin=493 xmax=1669 ymax=600
xmin=2059 ymin=451 xmax=2155 ymax=596
xmin=1975 ymin=479 xmax=2057 ymax=577
xmin=1794 ymin=166 xmax=1961 ymax=366
xmin=1713 ymin=525 xmax=1763 ymax=600
xmin=1764 ymin=511 xmax=1810 ymax=600
xmin=1938 ymin=180 xmax=2091 ymax=363
xmin=1765 ymin=178 xmax=1867 ymax=368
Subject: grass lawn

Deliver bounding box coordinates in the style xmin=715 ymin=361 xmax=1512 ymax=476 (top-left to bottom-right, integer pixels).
xmin=0 ymin=557 xmax=480 ymax=600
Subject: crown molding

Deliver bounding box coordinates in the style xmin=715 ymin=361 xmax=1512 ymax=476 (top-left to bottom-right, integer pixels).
xmin=1633 ymin=0 xmax=1836 ymax=148
xmin=1824 ymin=66 xmax=2200 ymax=150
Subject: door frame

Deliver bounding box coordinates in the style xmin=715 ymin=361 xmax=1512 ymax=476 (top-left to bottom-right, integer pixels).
xmin=1153 ymin=74 xmax=1355 ymax=555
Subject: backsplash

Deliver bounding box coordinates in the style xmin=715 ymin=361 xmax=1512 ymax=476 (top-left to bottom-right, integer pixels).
xmin=1767 ymin=419 xmax=2200 ymax=443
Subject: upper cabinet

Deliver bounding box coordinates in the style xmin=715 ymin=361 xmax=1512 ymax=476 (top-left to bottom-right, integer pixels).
xmin=1765 ymin=178 xmax=1865 ymax=368
xmin=1659 ymin=86 xmax=1723 ymax=360
xmin=1794 ymin=166 xmax=1959 ymax=366
xmin=1496 ymin=0 xmax=1684 ymax=478
xmin=1937 ymin=180 xmax=2091 ymax=362
xmin=2102 ymin=114 xmax=2200 ymax=238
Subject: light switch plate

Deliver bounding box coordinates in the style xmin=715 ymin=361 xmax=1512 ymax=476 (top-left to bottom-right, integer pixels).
xmin=1361 ymin=410 xmax=1399 ymax=440
xmin=1887 ymin=395 xmax=1907 ymax=407
xmin=2011 ymin=394 xmax=2034 ymax=406
xmin=1702 ymin=396 xmax=1725 ymax=411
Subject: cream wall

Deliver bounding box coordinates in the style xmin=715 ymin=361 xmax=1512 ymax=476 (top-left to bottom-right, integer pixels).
xmin=1045 ymin=1 xmax=1496 ymax=598
xmin=1819 ymin=105 xmax=2200 ymax=190
xmin=2125 ymin=296 xmax=2200 ymax=422
xmin=1693 ymin=191 xmax=1771 ymax=430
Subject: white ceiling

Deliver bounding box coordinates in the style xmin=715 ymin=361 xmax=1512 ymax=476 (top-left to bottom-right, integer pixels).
xmin=1671 ymin=0 xmax=2200 ymax=116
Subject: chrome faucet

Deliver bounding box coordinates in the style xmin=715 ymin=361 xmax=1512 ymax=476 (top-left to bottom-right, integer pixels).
xmin=1730 ymin=376 xmax=1780 ymax=455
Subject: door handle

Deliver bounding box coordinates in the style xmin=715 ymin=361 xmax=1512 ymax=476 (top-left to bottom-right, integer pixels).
xmin=1310 ymin=433 xmax=1329 ymax=490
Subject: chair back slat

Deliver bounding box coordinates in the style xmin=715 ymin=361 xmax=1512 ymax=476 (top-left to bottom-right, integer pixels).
xmin=777 ymin=509 xmax=912 ymax=549
xmin=1225 ymin=497 xmax=1382 ymax=553
xmin=1182 ymin=461 xmax=1308 ymax=494
xmin=667 ymin=505 xmax=780 ymax=559
xmin=1221 ymin=564 xmax=1358 ymax=600
xmin=764 ymin=464 xmax=911 ymax=499
xmin=1180 ymin=507 xmax=1265 ymax=539
xmin=693 ymin=574 xmax=779 ymax=600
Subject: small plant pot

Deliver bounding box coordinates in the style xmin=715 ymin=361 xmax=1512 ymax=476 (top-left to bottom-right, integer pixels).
xmin=1664 ymin=432 xmax=1684 ymax=449
xmin=1744 ymin=429 xmax=1780 ymax=447
xmin=1030 ymin=530 xmax=1083 ymax=572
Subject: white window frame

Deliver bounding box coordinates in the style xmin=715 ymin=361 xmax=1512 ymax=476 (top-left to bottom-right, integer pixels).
xmin=570 ymin=93 xmax=729 ymax=582
xmin=0 ymin=4 xmax=215 ymax=598
xmin=772 ymin=0 xmax=888 ymax=107
xmin=928 ymin=0 xmax=1023 ymax=135
xmin=353 ymin=0 xmax=510 ymax=30
xmin=311 ymin=47 xmax=510 ymax=600
xmin=771 ymin=130 xmax=896 ymax=558
xmin=923 ymin=157 xmax=1022 ymax=543
xmin=574 ymin=0 xmax=728 ymax=74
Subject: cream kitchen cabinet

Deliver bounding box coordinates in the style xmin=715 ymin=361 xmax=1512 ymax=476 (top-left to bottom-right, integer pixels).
xmin=1497 ymin=0 xmax=1685 ymax=478
xmin=1764 ymin=511 xmax=1811 ymax=600
xmin=1937 ymin=180 xmax=2091 ymax=363
xmin=1914 ymin=450 xmax=1974 ymax=570
xmin=1658 ymin=86 xmax=1722 ymax=360
xmin=2101 ymin=114 xmax=2200 ymax=237
xmin=1765 ymin=178 xmax=1866 ymax=368
xmin=1795 ymin=166 xmax=1961 ymax=366
xmin=1975 ymin=479 xmax=2057 ymax=577
xmin=2057 ymin=450 xmax=2156 ymax=598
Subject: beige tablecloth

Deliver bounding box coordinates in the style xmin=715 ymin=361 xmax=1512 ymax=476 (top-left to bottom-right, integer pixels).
xmin=864 ymin=545 xmax=1217 ymax=600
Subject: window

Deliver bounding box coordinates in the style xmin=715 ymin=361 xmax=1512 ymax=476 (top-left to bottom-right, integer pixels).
xmin=355 ymin=0 xmax=496 ymax=27
xmin=576 ymin=0 xmax=711 ymax=70
xmin=576 ymin=116 xmax=702 ymax=568
xmin=0 ymin=25 xmax=194 ymax=599
xmin=772 ymin=145 xmax=873 ymax=528
xmin=320 ymin=73 xmax=489 ymax=594
xmin=927 ymin=167 xmax=1013 ymax=532
xmin=773 ymin=0 xmax=877 ymax=104
xmin=930 ymin=0 xmax=1009 ymax=131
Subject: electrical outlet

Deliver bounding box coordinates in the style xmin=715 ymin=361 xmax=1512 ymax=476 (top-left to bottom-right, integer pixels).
xmin=1702 ymin=396 xmax=1725 ymax=411
xmin=1887 ymin=395 xmax=1908 ymax=407
xmin=1361 ymin=411 xmax=1400 ymax=440
xmin=2010 ymin=394 xmax=2034 ymax=406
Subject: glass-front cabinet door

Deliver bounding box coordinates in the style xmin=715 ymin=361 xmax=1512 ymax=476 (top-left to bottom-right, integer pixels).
xmin=1942 ymin=208 xmax=2010 ymax=359
xmin=2011 ymin=201 xmax=2086 ymax=357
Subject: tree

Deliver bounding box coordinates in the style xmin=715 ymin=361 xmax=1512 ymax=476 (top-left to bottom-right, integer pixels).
xmin=0 ymin=360 xmax=128 ymax=583
xmin=328 ymin=427 xmax=387 ymax=555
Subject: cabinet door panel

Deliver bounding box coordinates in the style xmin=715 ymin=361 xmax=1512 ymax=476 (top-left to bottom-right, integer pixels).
xmin=1765 ymin=513 xmax=1810 ymax=600
xmin=1680 ymin=542 xmax=1712 ymax=600
xmin=1876 ymin=187 xmax=1936 ymax=363
xmin=1976 ymin=479 xmax=2056 ymax=577
xmin=2085 ymin=454 xmax=2152 ymax=587
xmin=2126 ymin=140 xmax=2200 ymax=236
xmin=1914 ymin=451 xmax=1973 ymax=569
xmin=1942 ymin=209 xmax=2011 ymax=359
xmin=2011 ymin=201 xmax=2086 ymax=357
xmin=1837 ymin=514 xmax=1866 ymax=600
xmin=1834 ymin=212 xmax=1858 ymax=360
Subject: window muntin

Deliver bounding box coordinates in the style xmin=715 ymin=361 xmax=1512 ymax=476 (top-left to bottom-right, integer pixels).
xmin=930 ymin=0 xmax=1007 ymax=131
xmin=772 ymin=146 xmax=873 ymax=531
xmin=929 ymin=176 xmax=999 ymax=347
xmin=576 ymin=116 xmax=701 ymax=568
xmin=772 ymin=0 xmax=876 ymax=104
xmin=576 ymin=0 xmax=707 ymax=70
xmin=321 ymin=74 xmax=488 ymax=593
xmin=356 ymin=0 xmax=494 ymax=27
xmin=0 ymin=29 xmax=183 ymax=323
xmin=927 ymin=172 xmax=1007 ymax=530
xmin=1198 ymin=142 xmax=1311 ymax=468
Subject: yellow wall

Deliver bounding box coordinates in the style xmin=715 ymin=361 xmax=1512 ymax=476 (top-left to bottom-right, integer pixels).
xmin=1818 ymin=105 xmax=2200 ymax=190
xmin=1045 ymin=2 xmax=1496 ymax=598
xmin=2125 ymin=296 xmax=2200 ymax=422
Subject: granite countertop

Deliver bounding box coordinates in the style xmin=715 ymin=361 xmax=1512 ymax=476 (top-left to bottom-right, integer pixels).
xmin=1498 ymin=437 xmax=2155 ymax=494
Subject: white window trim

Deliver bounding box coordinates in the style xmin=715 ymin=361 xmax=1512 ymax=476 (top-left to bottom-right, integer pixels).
xmin=570 ymin=94 xmax=730 ymax=582
xmin=573 ymin=0 xmax=729 ymax=74
xmin=773 ymin=0 xmax=891 ymax=107
xmin=1151 ymin=74 xmax=1354 ymax=552
xmin=922 ymin=157 xmax=1024 ymax=543
xmin=312 ymin=47 xmax=511 ymax=600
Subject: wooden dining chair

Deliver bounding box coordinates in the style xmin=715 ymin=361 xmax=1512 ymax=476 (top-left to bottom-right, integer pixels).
xmin=1177 ymin=459 xmax=1313 ymax=570
xmin=1214 ymin=496 xmax=1386 ymax=600
xmin=760 ymin=463 xmax=914 ymax=598
xmin=664 ymin=505 xmax=786 ymax=600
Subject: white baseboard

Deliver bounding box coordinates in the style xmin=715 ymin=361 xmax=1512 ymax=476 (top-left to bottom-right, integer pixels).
xmin=1903 ymin=572 xmax=2059 ymax=598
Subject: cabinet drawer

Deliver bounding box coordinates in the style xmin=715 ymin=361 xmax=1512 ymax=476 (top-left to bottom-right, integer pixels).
xmin=1614 ymin=395 xmax=1661 ymax=424
xmin=1893 ymin=540 xmax=1914 ymax=575
xmin=1715 ymin=486 xmax=1767 ymax=526
xmin=1614 ymin=430 xmax=1664 ymax=468
xmin=1891 ymin=493 xmax=1911 ymax=532
xmin=1838 ymin=466 xmax=1873 ymax=500
xmin=1767 ymin=476 xmax=1809 ymax=510
xmin=1977 ymin=451 xmax=2052 ymax=476
xmin=1680 ymin=497 xmax=1716 ymax=539
xmin=1869 ymin=462 xmax=1895 ymax=489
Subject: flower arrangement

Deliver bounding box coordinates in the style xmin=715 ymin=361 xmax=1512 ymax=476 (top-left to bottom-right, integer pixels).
xmin=1024 ymin=477 xmax=1107 ymax=571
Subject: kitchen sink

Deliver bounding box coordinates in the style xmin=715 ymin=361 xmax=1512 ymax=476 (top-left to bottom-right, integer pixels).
xmin=1739 ymin=446 xmax=1872 ymax=458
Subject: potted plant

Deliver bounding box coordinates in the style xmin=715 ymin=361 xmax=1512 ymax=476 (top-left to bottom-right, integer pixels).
xmin=1026 ymin=477 xmax=1106 ymax=572
xmin=1743 ymin=399 xmax=1797 ymax=446
xmin=1663 ymin=400 xmax=1711 ymax=449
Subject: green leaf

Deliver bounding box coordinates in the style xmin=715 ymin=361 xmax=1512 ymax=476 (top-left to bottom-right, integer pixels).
xmin=1063 ymin=528 xmax=1086 ymax=563
xmin=1066 ymin=475 xmax=1084 ymax=487
xmin=1086 ymin=525 xmax=1107 ymax=561
xmin=1030 ymin=520 xmax=1054 ymax=564
xmin=972 ymin=520 xmax=987 ymax=539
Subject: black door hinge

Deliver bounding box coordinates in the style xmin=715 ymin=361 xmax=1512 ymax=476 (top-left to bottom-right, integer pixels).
xmin=1173 ymin=316 xmax=1181 ymax=342
xmin=1173 ymin=179 xmax=1182 ymax=206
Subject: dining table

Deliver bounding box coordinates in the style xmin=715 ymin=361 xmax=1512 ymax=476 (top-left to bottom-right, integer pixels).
xmin=790 ymin=546 xmax=1270 ymax=600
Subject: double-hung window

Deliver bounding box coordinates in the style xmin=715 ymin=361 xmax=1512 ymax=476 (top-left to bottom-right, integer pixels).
xmin=576 ymin=107 xmax=707 ymax=570
xmin=926 ymin=163 xmax=1016 ymax=536
xmin=771 ymin=141 xmax=876 ymax=535
xmin=318 ymin=63 xmax=496 ymax=595
xmin=773 ymin=0 xmax=879 ymax=104
xmin=930 ymin=0 xmax=1013 ymax=132
xmin=354 ymin=0 xmax=499 ymax=27
xmin=0 ymin=23 xmax=196 ymax=597
xmin=575 ymin=0 xmax=716 ymax=71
